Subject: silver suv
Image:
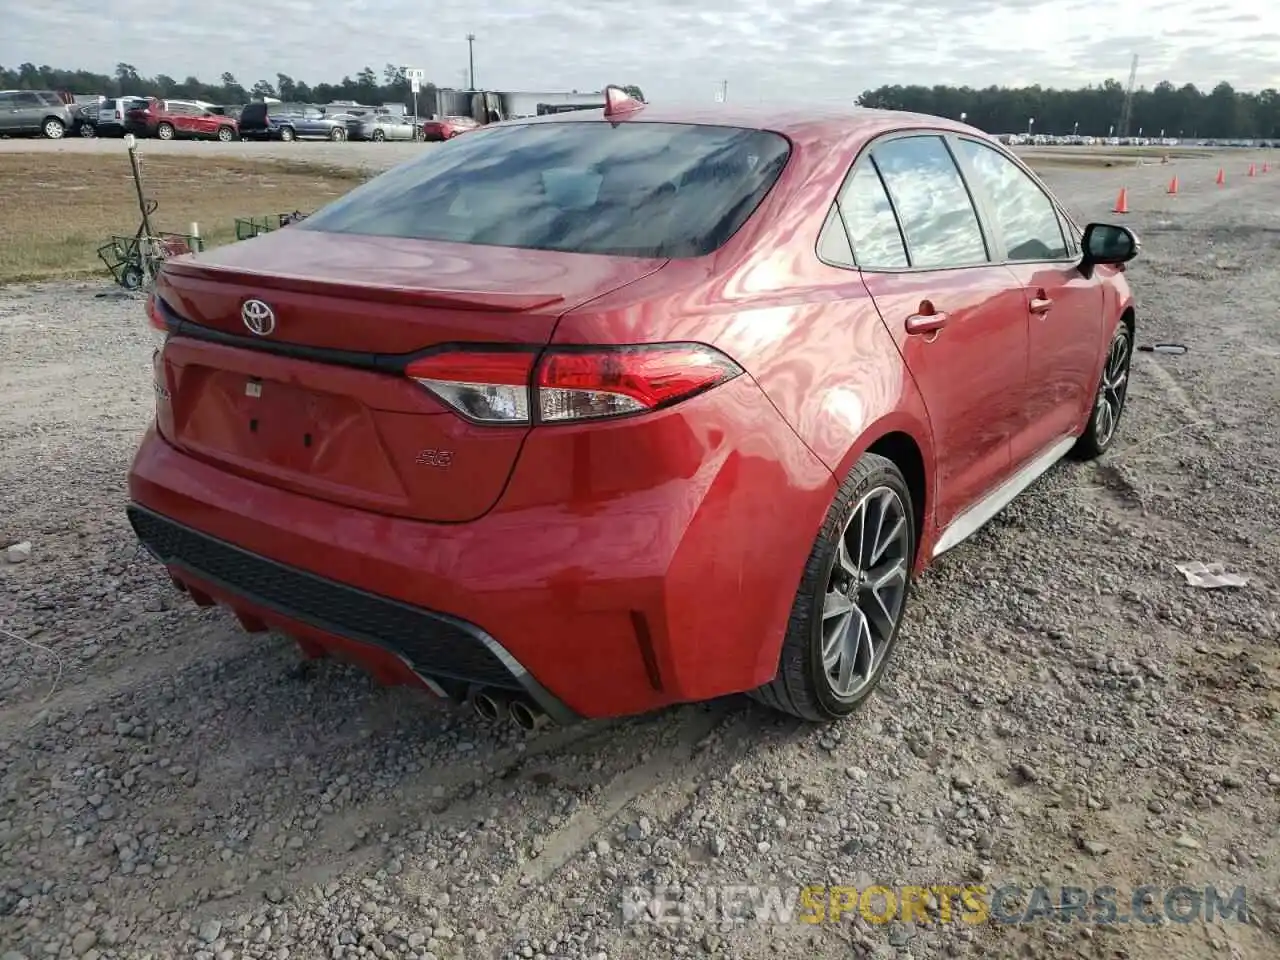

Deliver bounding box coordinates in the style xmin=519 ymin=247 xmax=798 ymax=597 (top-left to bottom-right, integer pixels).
xmin=0 ymin=89 xmax=86 ymax=139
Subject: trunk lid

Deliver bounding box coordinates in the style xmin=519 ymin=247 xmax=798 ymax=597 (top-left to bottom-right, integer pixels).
xmin=153 ymin=230 xmax=666 ymax=522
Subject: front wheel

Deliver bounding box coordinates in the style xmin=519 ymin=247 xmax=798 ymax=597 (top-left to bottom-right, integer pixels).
xmin=78 ymin=122 xmax=96 ymax=138
xmin=216 ymin=125 xmax=234 ymax=142
xmin=279 ymin=126 xmax=295 ymax=142
xmin=371 ymin=129 xmax=386 ymax=142
xmin=1070 ymin=322 xmax=1132 ymax=460
xmin=329 ymin=126 xmax=346 ymax=142
xmin=156 ymin=122 xmax=175 ymax=140
xmin=752 ymin=453 xmax=916 ymax=722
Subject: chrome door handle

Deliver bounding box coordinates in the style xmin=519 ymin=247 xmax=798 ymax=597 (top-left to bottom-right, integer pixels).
xmin=905 ymin=311 xmax=950 ymax=335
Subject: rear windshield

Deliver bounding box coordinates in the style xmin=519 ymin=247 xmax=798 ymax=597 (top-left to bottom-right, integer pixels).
xmin=299 ymin=121 xmax=791 ymax=259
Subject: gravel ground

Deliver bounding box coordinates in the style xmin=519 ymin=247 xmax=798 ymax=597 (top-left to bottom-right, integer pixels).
xmin=1 ymin=151 xmax=1278 ymax=960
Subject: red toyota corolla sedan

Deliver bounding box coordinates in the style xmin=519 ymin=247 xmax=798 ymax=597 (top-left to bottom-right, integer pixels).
xmin=128 ymin=89 xmax=1139 ymax=728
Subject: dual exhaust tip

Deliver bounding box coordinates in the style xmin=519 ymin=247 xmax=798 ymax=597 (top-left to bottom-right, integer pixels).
xmin=470 ymin=687 xmax=551 ymax=731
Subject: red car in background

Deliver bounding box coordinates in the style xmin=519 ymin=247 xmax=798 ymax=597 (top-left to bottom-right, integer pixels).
xmin=128 ymin=89 xmax=1139 ymax=729
xmin=419 ymin=115 xmax=479 ymax=141
xmin=125 ymin=99 xmax=238 ymax=141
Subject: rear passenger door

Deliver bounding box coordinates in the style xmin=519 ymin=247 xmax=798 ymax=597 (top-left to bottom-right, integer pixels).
xmin=843 ymin=134 xmax=1029 ymax=534
xmin=950 ymin=137 xmax=1105 ymax=466
xmin=0 ymin=93 xmax=16 ymax=133
xmin=299 ymin=108 xmax=326 ymax=138
xmin=11 ymin=92 xmax=43 ymax=133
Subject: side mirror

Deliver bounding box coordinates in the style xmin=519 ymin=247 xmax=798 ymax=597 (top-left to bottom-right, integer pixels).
xmin=1082 ymin=222 xmax=1140 ymax=266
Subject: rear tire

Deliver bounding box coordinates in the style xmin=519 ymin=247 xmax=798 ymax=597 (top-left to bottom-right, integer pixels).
xmin=279 ymin=126 xmax=295 ymax=142
xmin=156 ymin=122 xmax=175 ymax=141
xmin=216 ymin=125 xmax=234 ymax=142
xmin=43 ymin=118 xmax=65 ymax=139
xmin=751 ymin=453 xmax=917 ymax=722
xmin=1070 ymin=321 xmax=1132 ymax=460
xmin=78 ymin=121 xmax=96 ymax=138
xmin=329 ymin=126 xmax=346 ymax=142
xmin=372 ymin=129 xmax=386 ymax=142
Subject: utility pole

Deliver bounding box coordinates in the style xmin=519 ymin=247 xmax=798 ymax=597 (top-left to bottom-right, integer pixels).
xmin=1118 ymin=53 xmax=1138 ymax=138
xmin=466 ymin=33 xmax=476 ymax=90
xmin=715 ymin=80 xmax=728 ymax=103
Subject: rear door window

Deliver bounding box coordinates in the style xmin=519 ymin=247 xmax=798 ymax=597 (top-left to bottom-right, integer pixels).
xmin=837 ymin=162 xmax=908 ymax=269
xmin=301 ymin=121 xmax=792 ymax=259
xmin=870 ymin=135 xmax=989 ymax=269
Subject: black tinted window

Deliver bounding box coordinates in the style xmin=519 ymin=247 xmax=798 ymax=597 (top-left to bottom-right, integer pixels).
xmin=955 ymin=139 xmax=1068 ymax=261
xmin=871 ymin=136 xmax=988 ymax=268
xmin=302 ymin=121 xmax=791 ymax=259
xmin=838 ymin=162 xmax=908 ymax=269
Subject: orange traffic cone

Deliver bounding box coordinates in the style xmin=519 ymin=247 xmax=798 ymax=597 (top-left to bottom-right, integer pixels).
xmin=1113 ymin=187 xmax=1129 ymax=214
xmin=1216 ymin=168 xmax=1226 ymax=186
xmin=1249 ymin=163 xmax=1257 ymax=177
xmin=1167 ymin=176 xmax=1179 ymax=195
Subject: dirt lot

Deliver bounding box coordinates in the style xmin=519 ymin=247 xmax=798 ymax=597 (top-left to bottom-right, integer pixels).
xmin=1 ymin=148 xmax=1278 ymax=960
xmin=0 ymin=154 xmax=364 ymax=283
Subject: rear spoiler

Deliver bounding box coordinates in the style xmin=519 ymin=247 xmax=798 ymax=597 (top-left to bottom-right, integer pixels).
xmin=161 ymin=260 xmax=566 ymax=313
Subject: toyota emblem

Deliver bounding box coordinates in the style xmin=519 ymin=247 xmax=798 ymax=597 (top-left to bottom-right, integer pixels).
xmin=241 ymin=299 xmax=276 ymax=336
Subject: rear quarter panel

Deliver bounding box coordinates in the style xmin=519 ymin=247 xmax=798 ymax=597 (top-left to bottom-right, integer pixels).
xmin=553 ymin=128 xmax=937 ymax=525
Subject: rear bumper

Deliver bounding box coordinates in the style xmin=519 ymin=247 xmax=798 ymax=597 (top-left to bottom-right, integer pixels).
xmin=127 ymin=375 xmax=837 ymax=719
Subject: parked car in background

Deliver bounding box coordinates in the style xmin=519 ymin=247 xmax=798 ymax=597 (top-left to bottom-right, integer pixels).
xmin=130 ymin=95 xmax=1140 ymax=728
xmin=125 ymin=98 xmax=239 ymax=141
xmin=0 ymin=89 xmax=88 ymax=138
xmin=419 ymin=115 xmax=479 ymax=141
xmin=96 ymin=96 xmax=148 ymax=137
xmin=349 ymin=112 xmax=420 ymax=141
xmin=238 ymin=102 xmax=351 ymax=141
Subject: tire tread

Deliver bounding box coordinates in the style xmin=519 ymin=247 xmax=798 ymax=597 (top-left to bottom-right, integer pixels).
xmin=749 ymin=452 xmax=905 ymax=722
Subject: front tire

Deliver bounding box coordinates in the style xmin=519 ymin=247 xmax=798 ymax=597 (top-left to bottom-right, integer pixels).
xmin=216 ymin=125 xmax=234 ymax=142
xmin=1070 ymin=321 xmax=1132 ymax=460
xmin=279 ymin=126 xmax=295 ymax=142
xmin=329 ymin=126 xmax=346 ymax=142
xmin=752 ymin=453 xmax=916 ymax=722
xmin=156 ymin=122 xmax=175 ymax=141
xmin=78 ymin=122 xmax=96 ymax=138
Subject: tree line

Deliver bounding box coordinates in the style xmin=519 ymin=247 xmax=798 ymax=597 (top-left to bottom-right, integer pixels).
xmin=2 ymin=60 xmax=1276 ymax=139
xmin=0 ymin=61 xmax=641 ymax=112
xmin=856 ymin=81 xmax=1280 ymax=140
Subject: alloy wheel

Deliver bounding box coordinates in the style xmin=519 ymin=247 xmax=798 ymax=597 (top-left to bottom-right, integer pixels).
xmin=821 ymin=486 xmax=910 ymax=699
xmin=157 ymin=124 xmax=174 ymax=140
xmin=44 ymin=120 xmax=64 ymax=139
xmin=1094 ymin=330 xmax=1131 ymax=447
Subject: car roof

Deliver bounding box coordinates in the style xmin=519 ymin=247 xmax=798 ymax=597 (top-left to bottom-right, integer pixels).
xmin=507 ymin=103 xmax=981 ymax=149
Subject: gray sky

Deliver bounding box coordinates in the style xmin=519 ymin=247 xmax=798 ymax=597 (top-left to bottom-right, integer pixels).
xmin=6 ymin=1 xmax=1279 ymax=102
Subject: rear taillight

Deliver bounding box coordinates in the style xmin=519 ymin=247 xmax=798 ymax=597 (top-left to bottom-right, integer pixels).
xmin=146 ymin=293 xmax=169 ymax=352
xmin=405 ymin=344 xmax=742 ymax=425
xmin=407 ymin=351 xmax=534 ymax=423
xmin=146 ymin=294 xmax=171 ymax=404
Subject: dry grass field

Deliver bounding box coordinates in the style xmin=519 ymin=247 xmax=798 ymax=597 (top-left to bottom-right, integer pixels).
xmin=0 ymin=154 xmax=365 ymax=283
